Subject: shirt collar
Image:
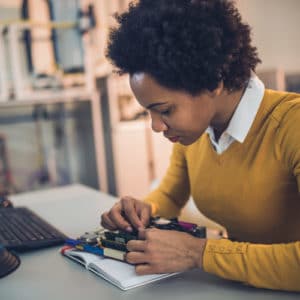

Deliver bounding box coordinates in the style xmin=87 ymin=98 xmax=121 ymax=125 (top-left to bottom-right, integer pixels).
xmin=207 ymin=74 xmax=265 ymax=144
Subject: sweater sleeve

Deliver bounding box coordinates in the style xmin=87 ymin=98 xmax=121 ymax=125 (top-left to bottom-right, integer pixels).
xmin=203 ymin=239 xmax=300 ymax=291
xmin=143 ymin=143 xmax=190 ymax=218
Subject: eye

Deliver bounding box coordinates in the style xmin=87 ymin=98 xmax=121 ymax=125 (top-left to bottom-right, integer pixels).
xmin=160 ymin=109 xmax=171 ymax=116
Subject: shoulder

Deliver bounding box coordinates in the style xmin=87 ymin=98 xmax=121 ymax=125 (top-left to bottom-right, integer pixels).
xmin=267 ymin=90 xmax=300 ymax=126
xmin=271 ymin=92 xmax=300 ymax=166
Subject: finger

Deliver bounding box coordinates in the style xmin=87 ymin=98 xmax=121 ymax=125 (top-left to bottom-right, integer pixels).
xmin=138 ymin=207 xmax=151 ymax=228
xmin=126 ymin=240 xmax=146 ymax=252
xmin=101 ymin=212 xmax=118 ymax=230
xmin=109 ymin=205 xmax=133 ymax=231
xmin=126 ymin=252 xmax=148 ymax=265
xmin=135 ymin=264 xmax=156 ymax=275
xmin=121 ymin=197 xmax=144 ymax=229
xmin=138 ymin=228 xmax=147 ymax=240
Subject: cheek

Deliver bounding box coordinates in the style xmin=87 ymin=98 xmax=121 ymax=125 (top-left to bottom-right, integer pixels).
xmin=165 ymin=116 xmax=199 ymax=135
xmin=183 ymin=110 xmax=211 ymax=133
xmin=166 ymin=103 xmax=213 ymax=134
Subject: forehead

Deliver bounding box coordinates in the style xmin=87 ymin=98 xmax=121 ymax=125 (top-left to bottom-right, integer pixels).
xmin=129 ymin=73 xmax=182 ymax=106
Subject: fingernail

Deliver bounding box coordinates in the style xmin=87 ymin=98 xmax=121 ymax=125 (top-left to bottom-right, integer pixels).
xmin=126 ymin=226 xmax=133 ymax=232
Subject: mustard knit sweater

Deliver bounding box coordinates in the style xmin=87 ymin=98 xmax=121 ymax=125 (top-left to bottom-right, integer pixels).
xmin=144 ymin=89 xmax=300 ymax=291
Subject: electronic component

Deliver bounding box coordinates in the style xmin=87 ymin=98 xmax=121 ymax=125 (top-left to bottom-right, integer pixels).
xmin=98 ymin=217 xmax=206 ymax=253
xmin=67 ymin=217 xmax=206 ymax=261
xmin=149 ymin=217 xmax=206 ymax=238
xmin=65 ymin=238 xmax=126 ymax=261
xmin=77 ymin=228 xmax=105 ymax=245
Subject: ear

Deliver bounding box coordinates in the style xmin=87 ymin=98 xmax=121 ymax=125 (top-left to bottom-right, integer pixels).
xmin=212 ymin=80 xmax=224 ymax=97
xmin=206 ymin=81 xmax=224 ymax=98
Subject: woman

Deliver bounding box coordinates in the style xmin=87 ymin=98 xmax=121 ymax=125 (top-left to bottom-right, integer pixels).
xmin=101 ymin=0 xmax=300 ymax=291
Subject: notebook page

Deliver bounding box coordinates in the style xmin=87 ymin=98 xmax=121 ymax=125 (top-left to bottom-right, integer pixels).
xmin=63 ymin=249 xmax=177 ymax=290
xmin=63 ymin=250 xmax=105 ymax=269
xmin=89 ymin=257 xmax=176 ymax=290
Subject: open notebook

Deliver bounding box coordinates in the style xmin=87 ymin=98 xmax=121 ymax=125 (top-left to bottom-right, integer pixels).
xmin=61 ymin=247 xmax=178 ymax=290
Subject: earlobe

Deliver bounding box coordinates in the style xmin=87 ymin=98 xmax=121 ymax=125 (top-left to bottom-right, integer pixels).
xmin=204 ymin=81 xmax=224 ymax=98
xmin=212 ymin=81 xmax=224 ymax=97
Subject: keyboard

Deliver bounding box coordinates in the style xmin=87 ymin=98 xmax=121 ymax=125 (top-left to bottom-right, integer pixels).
xmin=0 ymin=207 xmax=68 ymax=251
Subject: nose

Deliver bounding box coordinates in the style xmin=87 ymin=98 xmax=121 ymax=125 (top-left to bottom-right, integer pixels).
xmin=150 ymin=112 xmax=168 ymax=133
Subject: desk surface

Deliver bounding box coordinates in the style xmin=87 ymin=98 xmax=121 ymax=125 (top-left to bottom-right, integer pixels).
xmin=0 ymin=184 xmax=299 ymax=300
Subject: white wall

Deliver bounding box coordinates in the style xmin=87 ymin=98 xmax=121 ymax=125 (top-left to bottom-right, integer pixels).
xmin=0 ymin=0 xmax=21 ymax=7
xmin=236 ymin=0 xmax=300 ymax=73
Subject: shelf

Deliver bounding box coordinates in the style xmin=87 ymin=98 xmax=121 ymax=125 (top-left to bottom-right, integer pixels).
xmin=94 ymin=61 xmax=113 ymax=78
xmin=0 ymin=88 xmax=92 ymax=107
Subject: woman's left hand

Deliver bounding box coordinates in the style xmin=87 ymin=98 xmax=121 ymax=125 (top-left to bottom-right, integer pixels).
xmin=126 ymin=228 xmax=207 ymax=275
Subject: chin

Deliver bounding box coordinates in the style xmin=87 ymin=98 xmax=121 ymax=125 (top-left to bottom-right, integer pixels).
xmin=178 ymin=138 xmax=194 ymax=146
xmin=179 ymin=136 xmax=201 ymax=146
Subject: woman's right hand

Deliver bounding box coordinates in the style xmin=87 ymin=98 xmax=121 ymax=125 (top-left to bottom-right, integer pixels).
xmin=100 ymin=196 xmax=152 ymax=232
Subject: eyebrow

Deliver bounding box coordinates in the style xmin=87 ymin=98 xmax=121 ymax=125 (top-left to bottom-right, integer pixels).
xmin=146 ymin=102 xmax=168 ymax=110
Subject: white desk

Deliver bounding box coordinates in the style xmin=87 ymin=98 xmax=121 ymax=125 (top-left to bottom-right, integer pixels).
xmin=0 ymin=184 xmax=299 ymax=300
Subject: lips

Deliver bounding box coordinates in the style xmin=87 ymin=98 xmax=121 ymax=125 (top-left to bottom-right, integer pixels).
xmin=166 ymin=136 xmax=180 ymax=143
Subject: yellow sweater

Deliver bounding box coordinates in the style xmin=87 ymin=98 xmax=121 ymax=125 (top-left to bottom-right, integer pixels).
xmin=144 ymin=89 xmax=300 ymax=291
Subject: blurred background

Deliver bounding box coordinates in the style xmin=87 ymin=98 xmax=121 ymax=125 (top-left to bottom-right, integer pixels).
xmin=0 ymin=0 xmax=299 ymax=225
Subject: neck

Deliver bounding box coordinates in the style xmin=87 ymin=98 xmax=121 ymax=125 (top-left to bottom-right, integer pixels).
xmin=211 ymin=85 xmax=247 ymax=134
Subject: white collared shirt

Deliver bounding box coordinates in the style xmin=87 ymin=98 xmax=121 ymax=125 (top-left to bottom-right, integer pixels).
xmin=206 ymin=75 xmax=265 ymax=154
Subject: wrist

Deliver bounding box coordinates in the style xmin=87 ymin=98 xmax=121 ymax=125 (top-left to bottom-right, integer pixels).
xmin=192 ymin=238 xmax=207 ymax=269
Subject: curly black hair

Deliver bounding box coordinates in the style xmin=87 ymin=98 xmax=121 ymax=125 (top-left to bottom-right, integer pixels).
xmin=106 ymin=0 xmax=261 ymax=95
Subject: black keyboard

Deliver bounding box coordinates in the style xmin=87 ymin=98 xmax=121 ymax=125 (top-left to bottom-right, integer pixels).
xmin=0 ymin=207 xmax=68 ymax=251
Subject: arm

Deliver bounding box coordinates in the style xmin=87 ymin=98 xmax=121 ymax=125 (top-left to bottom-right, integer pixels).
xmin=204 ymin=101 xmax=300 ymax=292
xmin=101 ymin=142 xmax=190 ymax=231
xmin=203 ymin=239 xmax=300 ymax=291
xmin=126 ymin=228 xmax=300 ymax=291
xmin=143 ymin=143 xmax=191 ymax=218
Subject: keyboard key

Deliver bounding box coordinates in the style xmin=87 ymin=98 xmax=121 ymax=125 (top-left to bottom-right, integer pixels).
xmin=0 ymin=207 xmax=67 ymax=251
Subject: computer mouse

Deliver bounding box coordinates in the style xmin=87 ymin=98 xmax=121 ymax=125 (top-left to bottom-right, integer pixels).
xmin=0 ymin=245 xmax=20 ymax=278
